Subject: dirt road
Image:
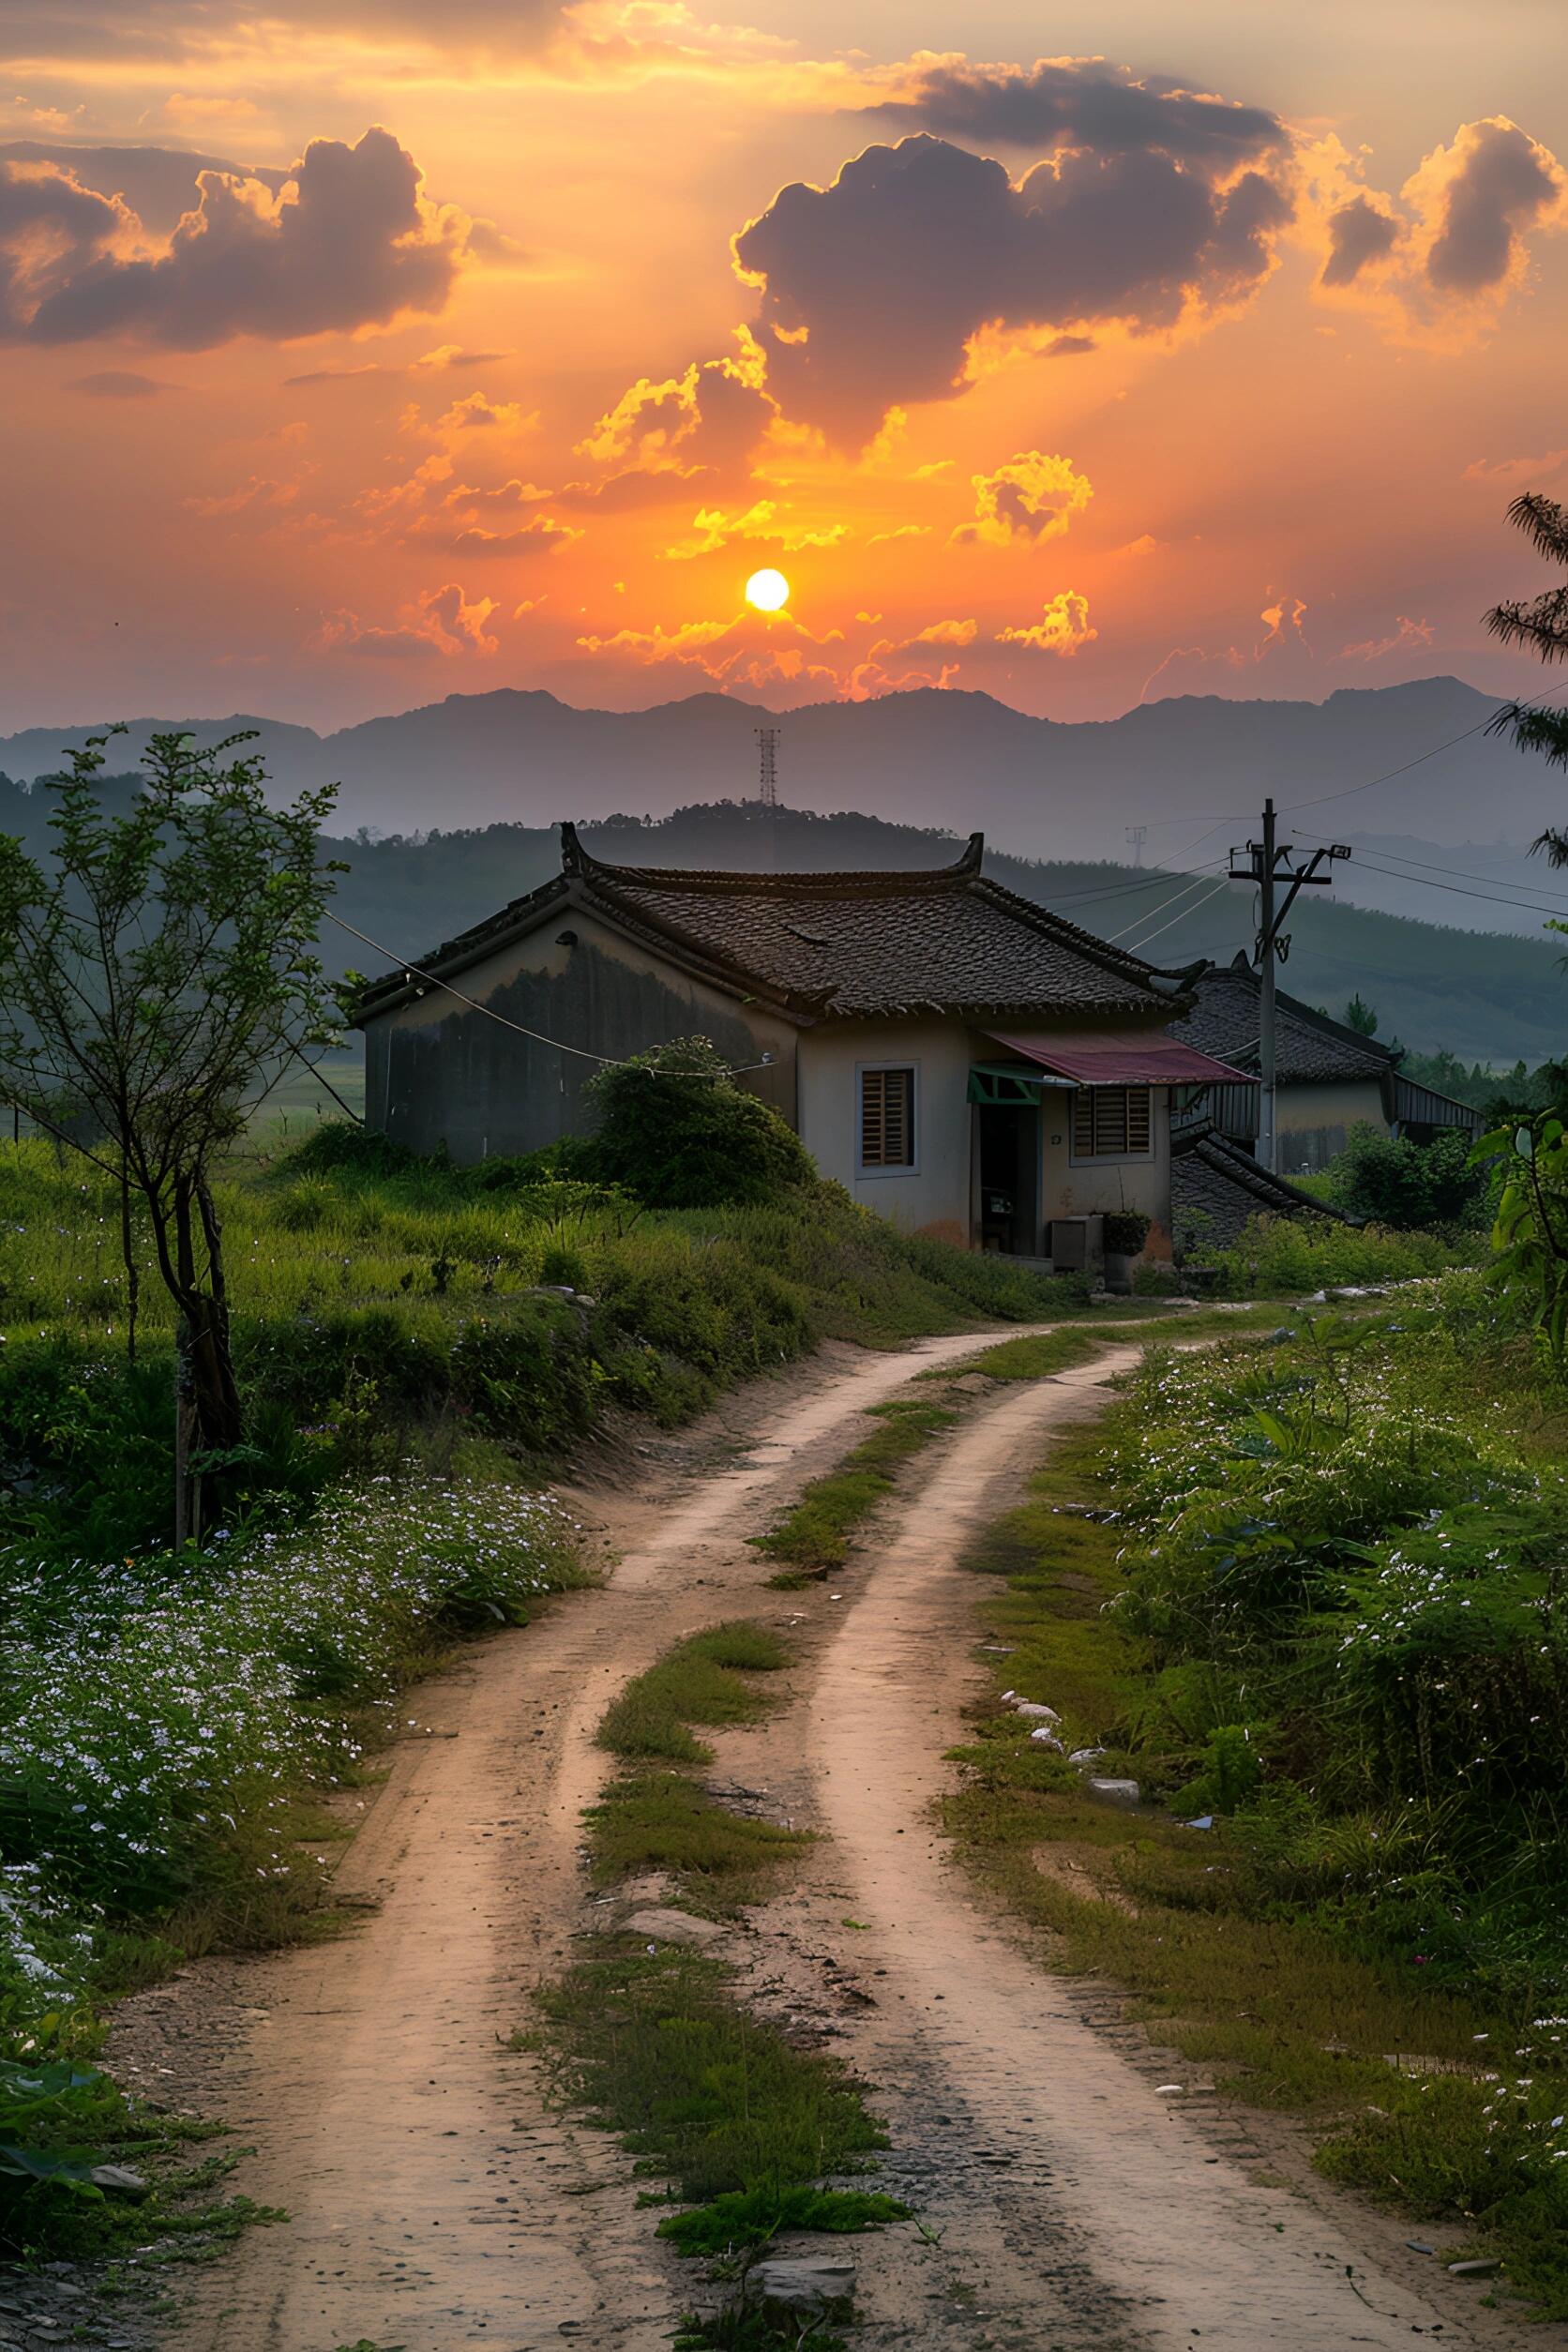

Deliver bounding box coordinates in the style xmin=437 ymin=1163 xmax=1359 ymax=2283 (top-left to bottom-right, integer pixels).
xmin=113 ymin=1329 xmax=1533 ymax=2352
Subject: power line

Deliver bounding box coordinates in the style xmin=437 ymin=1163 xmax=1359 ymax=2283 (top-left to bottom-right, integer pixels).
xmin=1121 ymin=875 xmax=1234 ymax=952
xmin=1340 ymin=855 xmax=1568 ymax=920
xmin=1099 ymin=868 xmax=1229 ymax=942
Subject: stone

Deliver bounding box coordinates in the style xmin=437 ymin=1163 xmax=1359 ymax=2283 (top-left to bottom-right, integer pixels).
xmin=1011 ymin=1700 xmax=1060 ymax=1724
xmin=1029 ymin=1726 xmax=1063 ymax=1750
xmin=750 ymin=2254 xmax=856 ymax=2319
xmin=87 ymin=2164 xmax=149 ymax=2200
xmin=622 ymin=1908 xmax=727 ymax=1948
xmin=1447 ymin=2257 xmax=1501 ymax=2278
xmin=1086 ymin=1777 xmax=1141 ymax=1807
xmin=1068 ymin=1747 xmax=1106 ymax=1766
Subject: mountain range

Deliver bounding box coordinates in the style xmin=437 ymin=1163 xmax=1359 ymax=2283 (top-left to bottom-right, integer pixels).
xmin=1 ymin=676 xmax=1559 ymax=868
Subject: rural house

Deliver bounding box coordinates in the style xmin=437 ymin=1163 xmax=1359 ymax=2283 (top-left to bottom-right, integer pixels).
xmin=1166 ymin=954 xmax=1484 ymax=1175
xmin=354 ymin=826 xmax=1253 ymax=1267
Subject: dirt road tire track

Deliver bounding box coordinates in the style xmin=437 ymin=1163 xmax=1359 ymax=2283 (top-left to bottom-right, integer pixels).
xmin=111 ymin=1327 xmax=1541 ymax=2352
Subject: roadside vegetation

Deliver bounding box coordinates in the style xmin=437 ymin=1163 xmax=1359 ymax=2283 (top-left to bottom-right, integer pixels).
xmin=948 ymin=1270 xmax=1568 ymax=2313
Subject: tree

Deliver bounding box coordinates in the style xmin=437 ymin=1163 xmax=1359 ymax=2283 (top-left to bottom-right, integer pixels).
xmin=0 ymin=730 xmax=342 ymax=1542
xmin=1476 ymin=1111 xmax=1568 ymax=1370
xmin=1484 ymin=491 xmax=1568 ymax=861
xmin=1343 ymin=993 xmax=1379 ymax=1036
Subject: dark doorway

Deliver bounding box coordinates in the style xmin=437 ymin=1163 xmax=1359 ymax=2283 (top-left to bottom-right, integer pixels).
xmin=977 ymin=1102 xmax=1038 ymax=1254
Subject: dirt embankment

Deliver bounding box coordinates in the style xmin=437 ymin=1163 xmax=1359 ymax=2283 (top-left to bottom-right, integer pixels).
xmin=109 ymin=1330 xmax=1551 ymax=2352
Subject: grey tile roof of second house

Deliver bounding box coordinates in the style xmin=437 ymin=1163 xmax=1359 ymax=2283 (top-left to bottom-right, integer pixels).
xmin=1171 ymin=1123 xmax=1349 ymax=1247
xmin=355 ymin=826 xmax=1190 ymax=1027
xmin=1167 ymin=956 xmax=1395 ymax=1086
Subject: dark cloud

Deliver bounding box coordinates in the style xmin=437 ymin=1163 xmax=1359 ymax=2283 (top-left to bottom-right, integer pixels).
xmin=0 ymin=142 xmax=288 ymax=233
xmin=733 ymin=133 xmax=1292 ymax=441
xmin=0 ymin=128 xmax=469 ymax=349
xmin=1320 ymin=195 xmax=1400 ymax=287
xmin=1425 ymin=117 xmax=1561 ymax=292
xmin=66 ymin=367 xmax=175 ymax=395
xmin=875 ymin=58 xmax=1287 ymax=166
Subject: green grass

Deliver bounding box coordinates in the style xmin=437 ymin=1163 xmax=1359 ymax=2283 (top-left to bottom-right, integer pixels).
xmin=534 ymin=1942 xmax=902 ymax=2238
xmin=942 ymin=1327 xmax=1107 ymax=1381
xmin=597 ymin=1622 xmax=792 ymax=1762
xmin=585 ymin=1772 xmax=809 ymax=1895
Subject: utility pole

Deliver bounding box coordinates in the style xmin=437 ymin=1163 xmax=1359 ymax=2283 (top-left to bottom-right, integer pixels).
xmin=1125 ymin=822 xmax=1147 ymax=867
xmin=1229 ymin=799 xmax=1351 ymax=1173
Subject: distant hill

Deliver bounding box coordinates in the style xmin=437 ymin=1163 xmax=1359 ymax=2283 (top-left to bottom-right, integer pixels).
xmin=1 ymin=675 xmax=1560 ymax=864
xmin=304 ymin=802 xmax=1568 ymax=1065
xmin=5 ymin=754 xmax=1562 ymax=1067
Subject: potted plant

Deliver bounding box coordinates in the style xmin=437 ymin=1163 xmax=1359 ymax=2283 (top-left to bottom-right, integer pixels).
xmin=1101 ymin=1209 xmax=1151 ymax=1294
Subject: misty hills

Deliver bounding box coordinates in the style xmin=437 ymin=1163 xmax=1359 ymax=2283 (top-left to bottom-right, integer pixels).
xmin=0 ymin=676 xmax=1556 ymax=864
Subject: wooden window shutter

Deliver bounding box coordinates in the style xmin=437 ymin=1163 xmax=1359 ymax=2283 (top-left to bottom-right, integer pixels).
xmin=1073 ymin=1087 xmax=1152 ymax=1157
xmin=861 ymin=1067 xmax=914 ymax=1166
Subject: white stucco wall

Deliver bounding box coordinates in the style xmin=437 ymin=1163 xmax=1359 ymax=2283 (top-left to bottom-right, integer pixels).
xmin=797 ymin=1018 xmax=975 ymax=1246
xmin=1040 ymin=1093 xmax=1173 ymax=1255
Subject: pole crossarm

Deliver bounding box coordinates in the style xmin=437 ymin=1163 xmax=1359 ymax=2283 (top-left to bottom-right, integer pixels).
xmin=1226 ymin=803 xmax=1351 ymax=1171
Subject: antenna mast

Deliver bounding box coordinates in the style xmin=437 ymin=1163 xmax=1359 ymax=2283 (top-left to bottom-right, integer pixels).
xmin=1124 ymin=822 xmax=1147 ymax=867
xmin=755 ymin=725 xmax=780 ymax=809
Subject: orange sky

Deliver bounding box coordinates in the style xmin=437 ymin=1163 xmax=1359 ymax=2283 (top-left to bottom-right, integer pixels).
xmin=2 ymin=0 xmax=1566 ymax=729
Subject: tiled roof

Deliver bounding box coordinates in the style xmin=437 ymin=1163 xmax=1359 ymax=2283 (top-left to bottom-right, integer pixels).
xmin=1171 ymin=1123 xmax=1348 ymax=1249
xmin=356 ymin=826 xmax=1183 ymax=1026
xmin=1167 ymin=957 xmax=1395 ymax=1086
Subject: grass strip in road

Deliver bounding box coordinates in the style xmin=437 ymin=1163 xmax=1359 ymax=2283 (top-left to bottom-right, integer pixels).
xmin=585 ymin=1771 xmax=809 ymax=1894
xmin=535 ymin=1940 xmax=906 ymax=2249
xmin=597 ymin=1621 xmax=792 ymax=1762
xmin=587 ymin=1620 xmax=808 ymax=1906
xmin=752 ymin=1395 xmax=957 ymax=1577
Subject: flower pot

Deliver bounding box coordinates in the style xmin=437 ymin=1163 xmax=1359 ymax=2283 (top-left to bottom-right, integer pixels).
xmin=1103 ymin=1249 xmax=1134 ymax=1295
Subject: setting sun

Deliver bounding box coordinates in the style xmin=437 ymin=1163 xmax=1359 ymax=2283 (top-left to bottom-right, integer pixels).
xmin=745 ymin=567 xmax=791 ymax=612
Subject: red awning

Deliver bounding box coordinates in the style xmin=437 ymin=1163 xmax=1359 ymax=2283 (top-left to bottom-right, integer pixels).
xmin=986 ymin=1030 xmax=1258 ymax=1088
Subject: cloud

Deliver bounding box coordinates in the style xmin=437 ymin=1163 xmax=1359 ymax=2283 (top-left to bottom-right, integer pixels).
xmin=284 ymin=361 xmax=394 ymax=385
xmin=577 ymin=338 xmax=774 ymax=481
xmin=908 ymin=616 xmax=976 ymax=646
xmin=577 ymin=600 xmax=844 ymax=693
xmin=1312 ymin=116 xmax=1568 ymax=330
xmin=874 ymin=55 xmax=1288 ymax=168
xmin=661 ymin=498 xmax=846 ymax=560
xmin=415 ymin=342 xmax=508 ymax=369
xmin=1463 ymin=447 xmax=1568 ymax=486
xmin=430 ymin=517 xmax=580 ymax=557
xmin=732 ymin=133 xmax=1293 ymax=440
xmin=994 ymin=588 xmax=1096 ymax=656
xmin=312 ymin=579 xmax=499 ymax=659
xmin=952 ymin=449 xmax=1093 ymax=547
xmin=1334 ymin=614 xmax=1434 ymax=663
xmin=1415 ymin=116 xmax=1567 ymax=294
xmin=1319 ymin=194 xmax=1400 ymax=287
xmin=867 ymin=522 xmax=930 ymax=544
xmin=0 ymin=127 xmax=473 ymax=348
xmin=1259 ymin=594 xmax=1310 ymax=648
xmin=433 ymin=388 xmax=535 ymax=433
xmin=66 ymin=367 xmax=174 ymax=396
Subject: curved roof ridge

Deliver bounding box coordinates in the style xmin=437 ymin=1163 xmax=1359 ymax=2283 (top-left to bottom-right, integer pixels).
xmin=559 ymin=820 xmax=985 ymax=897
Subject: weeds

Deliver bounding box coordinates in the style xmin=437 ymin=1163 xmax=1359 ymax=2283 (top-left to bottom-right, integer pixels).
xmin=943 ymin=1277 xmax=1568 ymax=2314
xmin=584 ymin=1774 xmax=809 ymax=1894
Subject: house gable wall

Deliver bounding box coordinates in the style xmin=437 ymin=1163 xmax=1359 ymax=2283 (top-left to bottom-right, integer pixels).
xmin=796 ymin=1017 xmax=974 ymax=1245
xmin=363 ymin=906 xmax=798 ymax=1163
xmin=1276 ymin=1078 xmax=1388 ymax=1174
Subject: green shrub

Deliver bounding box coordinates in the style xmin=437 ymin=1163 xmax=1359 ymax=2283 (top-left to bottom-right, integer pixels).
xmin=1210 ymin=1211 xmax=1465 ymax=1294
xmin=584 ymin=1037 xmax=814 ymax=1209
xmin=1330 ymin=1123 xmax=1489 ymax=1231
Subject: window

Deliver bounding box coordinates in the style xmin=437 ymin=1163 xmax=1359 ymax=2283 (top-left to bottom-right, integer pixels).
xmin=859 ymin=1064 xmax=915 ymax=1170
xmin=1071 ymin=1086 xmax=1152 ymax=1159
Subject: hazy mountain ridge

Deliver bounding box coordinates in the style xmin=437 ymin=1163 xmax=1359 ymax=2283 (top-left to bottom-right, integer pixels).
xmin=0 ymin=676 xmax=1551 ymax=861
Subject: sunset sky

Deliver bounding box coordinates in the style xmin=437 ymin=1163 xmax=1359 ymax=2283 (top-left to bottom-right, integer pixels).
xmin=3 ymin=0 xmax=1567 ymax=730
